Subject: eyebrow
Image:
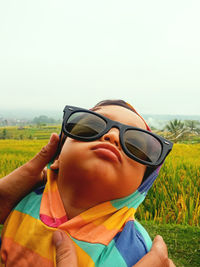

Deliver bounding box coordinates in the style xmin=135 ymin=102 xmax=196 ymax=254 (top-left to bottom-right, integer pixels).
xmin=90 ymin=107 xmax=101 ymax=112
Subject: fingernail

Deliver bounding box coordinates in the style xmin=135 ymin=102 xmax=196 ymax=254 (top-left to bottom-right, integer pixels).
xmin=53 ymin=231 xmax=63 ymax=247
xmin=155 ymin=235 xmax=163 ymax=241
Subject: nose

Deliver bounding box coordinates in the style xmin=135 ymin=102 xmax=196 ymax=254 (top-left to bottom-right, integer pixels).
xmin=100 ymin=128 xmax=120 ymax=148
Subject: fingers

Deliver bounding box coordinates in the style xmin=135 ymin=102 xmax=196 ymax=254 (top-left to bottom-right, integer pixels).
xmin=53 ymin=231 xmax=78 ymax=267
xmin=151 ymin=236 xmax=176 ymax=267
xmin=168 ymin=259 xmax=176 ymax=267
xmin=28 ymin=133 xmax=59 ymax=172
xmin=132 ymin=235 xmax=172 ymax=267
xmin=41 ymin=167 xmax=47 ymax=183
xmin=152 ymin=235 xmax=168 ymax=254
xmin=151 ymin=235 xmax=169 ymax=266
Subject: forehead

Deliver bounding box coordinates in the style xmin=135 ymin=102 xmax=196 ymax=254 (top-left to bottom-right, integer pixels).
xmin=94 ymin=105 xmax=147 ymax=130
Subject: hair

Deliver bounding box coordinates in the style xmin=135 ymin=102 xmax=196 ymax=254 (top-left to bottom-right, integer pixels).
xmin=92 ymin=99 xmax=138 ymax=113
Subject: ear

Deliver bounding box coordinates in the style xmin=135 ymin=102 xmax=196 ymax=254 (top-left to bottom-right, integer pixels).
xmin=50 ymin=159 xmax=60 ymax=170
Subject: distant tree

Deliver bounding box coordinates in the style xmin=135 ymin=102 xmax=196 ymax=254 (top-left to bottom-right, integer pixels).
xmin=165 ymin=119 xmax=189 ymax=143
xmin=19 ymin=134 xmax=24 ymax=140
xmin=28 ymin=134 xmax=33 ymax=140
xmin=32 ymin=115 xmax=56 ymax=124
xmin=36 ymin=122 xmax=46 ymax=128
xmin=149 ymin=125 xmax=157 ymax=131
xmin=2 ymin=129 xmax=8 ymax=139
xmin=184 ymin=120 xmax=200 ymax=134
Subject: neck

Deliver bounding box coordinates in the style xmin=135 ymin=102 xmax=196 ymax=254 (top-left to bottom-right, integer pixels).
xmin=57 ymin=176 xmax=106 ymax=219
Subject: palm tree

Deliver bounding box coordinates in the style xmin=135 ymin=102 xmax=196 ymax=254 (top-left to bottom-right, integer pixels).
xmin=164 ymin=119 xmax=189 ymax=143
xmin=184 ymin=120 xmax=200 ymax=134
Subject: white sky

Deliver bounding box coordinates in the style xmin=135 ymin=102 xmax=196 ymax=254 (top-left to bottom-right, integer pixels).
xmin=0 ymin=0 xmax=200 ymax=115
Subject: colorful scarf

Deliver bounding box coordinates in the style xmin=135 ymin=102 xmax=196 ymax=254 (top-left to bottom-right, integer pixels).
xmin=0 ymin=164 xmax=161 ymax=267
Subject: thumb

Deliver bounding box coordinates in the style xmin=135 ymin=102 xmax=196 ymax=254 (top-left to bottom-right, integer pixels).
xmin=28 ymin=133 xmax=60 ymax=172
xmin=151 ymin=236 xmax=176 ymax=267
xmin=151 ymin=235 xmax=169 ymax=265
xmin=53 ymin=231 xmax=78 ymax=267
xmin=151 ymin=235 xmax=167 ymax=251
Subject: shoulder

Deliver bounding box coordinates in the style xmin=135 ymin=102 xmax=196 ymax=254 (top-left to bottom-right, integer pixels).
xmin=13 ymin=185 xmax=45 ymax=219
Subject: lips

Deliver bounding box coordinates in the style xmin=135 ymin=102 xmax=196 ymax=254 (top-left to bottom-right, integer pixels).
xmin=91 ymin=143 xmax=122 ymax=163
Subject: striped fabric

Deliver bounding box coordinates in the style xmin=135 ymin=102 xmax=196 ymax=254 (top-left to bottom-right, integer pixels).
xmin=0 ymin=164 xmax=161 ymax=267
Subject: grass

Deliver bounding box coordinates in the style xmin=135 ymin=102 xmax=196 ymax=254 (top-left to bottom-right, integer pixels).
xmin=141 ymin=221 xmax=200 ymax=267
xmin=0 ymin=140 xmax=47 ymax=177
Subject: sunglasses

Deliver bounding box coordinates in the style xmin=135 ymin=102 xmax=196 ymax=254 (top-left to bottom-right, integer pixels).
xmin=60 ymin=105 xmax=173 ymax=167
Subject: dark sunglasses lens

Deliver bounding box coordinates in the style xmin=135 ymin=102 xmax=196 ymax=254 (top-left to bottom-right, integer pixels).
xmin=65 ymin=112 xmax=107 ymax=138
xmin=124 ymin=130 xmax=162 ymax=163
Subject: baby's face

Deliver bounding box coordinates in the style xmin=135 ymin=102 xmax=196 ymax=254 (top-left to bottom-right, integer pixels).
xmin=55 ymin=105 xmax=147 ymax=202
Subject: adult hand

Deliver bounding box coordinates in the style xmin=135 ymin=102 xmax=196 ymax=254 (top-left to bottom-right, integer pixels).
xmin=0 ymin=133 xmax=59 ymax=223
xmin=134 ymin=235 xmax=176 ymax=267
xmin=20 ymin=133 xmax=60 ymax=183
xmin=53 ymin=231 xmax=78 ymax=267
xmin=150 ymin=235 xmax=176 ymax=267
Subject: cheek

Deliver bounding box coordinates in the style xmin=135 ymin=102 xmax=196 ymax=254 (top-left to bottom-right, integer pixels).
xmin=58 ymin=139 xmax=96 ymax=175
xmin=59 ymin=139 xmax=82 ymax=165
xmin=121 ymin=159 xmax=146 ymax=191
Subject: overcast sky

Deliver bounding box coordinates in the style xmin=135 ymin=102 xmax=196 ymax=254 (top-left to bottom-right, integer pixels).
xmin=0 ymin=0 xmax=200 ymax=115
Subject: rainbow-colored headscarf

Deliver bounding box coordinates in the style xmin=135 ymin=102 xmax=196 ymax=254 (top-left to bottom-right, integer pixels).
xmin=1 ymin=165 xmax=162 ymax=267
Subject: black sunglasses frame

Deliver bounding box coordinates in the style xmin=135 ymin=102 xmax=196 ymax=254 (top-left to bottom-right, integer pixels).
xmin=61 ymin=105 xmax=173 ymax=167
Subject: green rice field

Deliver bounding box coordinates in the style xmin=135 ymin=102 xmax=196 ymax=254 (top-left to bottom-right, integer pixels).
xmin=0 ymin=137 xmax=199 ymax=266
